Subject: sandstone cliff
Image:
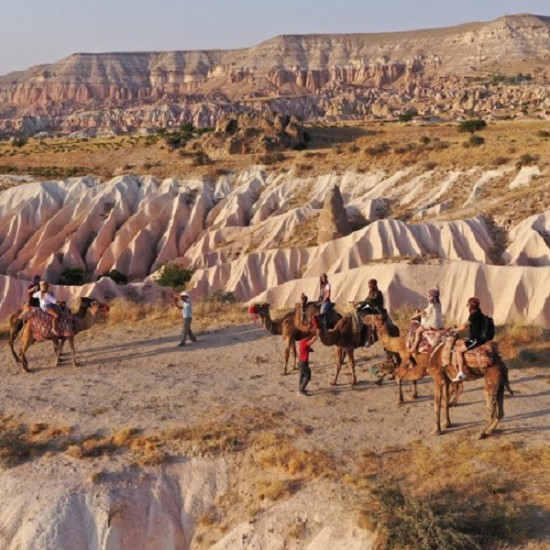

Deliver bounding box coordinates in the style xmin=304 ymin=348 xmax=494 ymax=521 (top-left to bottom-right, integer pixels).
xmin=2 ymin=14 xmax=550 ymax=135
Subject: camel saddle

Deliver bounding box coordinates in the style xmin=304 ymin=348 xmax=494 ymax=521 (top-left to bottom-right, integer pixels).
xmin=27 ymin=307 xmax=75 ymax=341
xmin=407 ymin=321 xmax=448 ymax=354
xmin=441 ymin=336 xmax=496 ymax=369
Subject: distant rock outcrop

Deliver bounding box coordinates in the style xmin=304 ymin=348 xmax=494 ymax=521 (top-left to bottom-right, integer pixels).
xmin=317 ymin=186 xmax=351 ymax=245
xmin=2 ymin=15 xmax=550 ymax=135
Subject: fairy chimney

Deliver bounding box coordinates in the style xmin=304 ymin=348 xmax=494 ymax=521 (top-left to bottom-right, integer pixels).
xmin=317 ymin=185 xmax=351 ymax=245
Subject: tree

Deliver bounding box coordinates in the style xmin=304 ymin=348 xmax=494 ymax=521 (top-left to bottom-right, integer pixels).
xmin=458 ymin=119 xmax=487 ymax=134
xmin=157 ymin=262 xmax=193 ymax=289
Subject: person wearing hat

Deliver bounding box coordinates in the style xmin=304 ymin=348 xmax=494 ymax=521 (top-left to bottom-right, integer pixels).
xmin=353 ymin=278 xmax=384 ymax=314
xmin=408 ymin=288 xmax=444 ymax=359
xmin=27 ymin=274 xmax=41 ymax=307
xmin=173 ymin=290 xmax=197 ymax=347
xmin=451 ymin=296 xmax=486 ymax=382
xmin=33 ymin=280 xmax=60 ymax=335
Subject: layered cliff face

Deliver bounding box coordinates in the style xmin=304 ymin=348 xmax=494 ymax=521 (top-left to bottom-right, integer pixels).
xmin=2 ymin=14 xmax=550 ymax=135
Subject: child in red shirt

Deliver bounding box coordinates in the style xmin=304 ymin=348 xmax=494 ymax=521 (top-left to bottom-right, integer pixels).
xmin=298 ymin=334 xmax=318 ymax=396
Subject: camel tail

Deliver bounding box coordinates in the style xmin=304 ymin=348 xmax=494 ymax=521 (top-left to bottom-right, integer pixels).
xmin=502 ymin=362 xmax=514 ymax=396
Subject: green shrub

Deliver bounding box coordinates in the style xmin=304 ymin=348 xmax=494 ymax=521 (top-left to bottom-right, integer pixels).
xmin=100 ymin=269 xmax=128 ymax=285
xmin=157 ymin=263 xmax=193 ymax=289
xmin=57 ymin=267 xmax=85 ymax=286
xmin=469 ymin=134 xmax=485 ymax=147
xmin=458 ymin=119 xmax=487 ymax=133
xmin=536 ymin=130 xmax=550 ymax=138
xmin=11 ymin=137 xmax=28 ymax=148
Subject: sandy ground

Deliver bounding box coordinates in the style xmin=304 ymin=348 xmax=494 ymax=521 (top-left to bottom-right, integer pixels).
xmin=1 ymin=319 xmax=548 ymax=456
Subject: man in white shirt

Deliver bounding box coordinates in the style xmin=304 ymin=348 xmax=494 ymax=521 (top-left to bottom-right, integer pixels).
xmin=173 ymin=291 xmax=197 ymax=347
xmin=33 ymin=280 xmax=60 ymax=335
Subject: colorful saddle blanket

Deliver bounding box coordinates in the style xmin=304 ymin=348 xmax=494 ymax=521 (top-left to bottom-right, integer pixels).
xmin=28 ymin=308 xmax=75 ymax=341
xmin=441 ymin=336 xmax=496 ymax=369
xmin=463 ymin=342 xmax=495 ymax=368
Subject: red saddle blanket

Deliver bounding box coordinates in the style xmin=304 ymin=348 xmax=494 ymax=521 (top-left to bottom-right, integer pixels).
xmin=417 ymin=329 xmax=447 ymax=353
xmin=28 ymin=308 xmax=75 ymax=341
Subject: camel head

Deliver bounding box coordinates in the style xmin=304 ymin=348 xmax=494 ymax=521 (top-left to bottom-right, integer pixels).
xmin=248 ymin=302 xmax=270 ymax=320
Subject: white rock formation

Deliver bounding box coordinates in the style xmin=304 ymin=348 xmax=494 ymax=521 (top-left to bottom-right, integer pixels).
xmin=0 ymin=167 xmax=549 ymax=325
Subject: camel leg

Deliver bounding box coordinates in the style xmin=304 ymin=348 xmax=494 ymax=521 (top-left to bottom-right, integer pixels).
xmin=478 ymin=369 xmax=503 ymax=439
xmin=410 ymin=380 xmax=418 ymax=400
xmin=432 ymin=378 xmax=444 ymax=435
xmin=346 ymin=350 xmax=357 ymax=386
xmin=331 ymin=348 xmax=343 ymax=386
xmin=442 ymin=380 xmax=451 ymax=429
xmin=68 ymin=338 xmax=80 ymax=367
xmin=283 ymin=338 xmax=291 ymax=375
xmin=55 ymin=339 xmax=63 ymax=366
xmin=291 ymin=340 xmax=297 ymax=371
xmin=9 ymin=318 xmax=24 ymax=364
xmin=449 ymin=382 xmax=463 ymax=407
xmin=397 ymin=376 xmax=405 ymax=404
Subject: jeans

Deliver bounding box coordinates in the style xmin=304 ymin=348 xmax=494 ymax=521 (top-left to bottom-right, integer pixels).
xmin=298 ymin=361 xmax=311 ymax=392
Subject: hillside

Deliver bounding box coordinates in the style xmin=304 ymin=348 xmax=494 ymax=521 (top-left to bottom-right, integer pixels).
xmin=2 ymin=14 xmax=550 ymax=135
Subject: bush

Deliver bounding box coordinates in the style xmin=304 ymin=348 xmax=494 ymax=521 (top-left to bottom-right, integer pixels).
xmin=157 ymin=263 xmax=193 ymax=289
xmin=458 ymin=119 xmax=487 ymax=133
xmin=190 ymin=152 xmax=213 ymax=166
xmin=57 ymin=267 xmax=85 ymax=286
xmin=11 ymin=137 xmax=27 ymax=148
xmin=259 ymin=152 xmax=285 ymax=165
xmin=469 ymin=134 xmax=485 ymax=147
xmin=515 ymin=154 xmax=539 ymax=169
xmin=365 ymin=142 xmax=390 ymax=156
xmin=536 ymin=130 xmax=550 ymax=138
xmin=100 ymin=269 xmax=128 ymax=285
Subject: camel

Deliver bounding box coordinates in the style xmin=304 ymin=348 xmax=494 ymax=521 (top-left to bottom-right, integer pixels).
xmin=314 ymin=311 xmax=379 ymax=386
xmin=9 ymin=297 xmax=100 ymax=359
xmin=13 ymin=300 xmax=106 ymax=372
xmin=426 ymin=338 xmax=512 ymax=439
xmin=371 ymin=314 xmax=463 ymax=404
xmin=249 ymin=302 xmax=340 ymax=374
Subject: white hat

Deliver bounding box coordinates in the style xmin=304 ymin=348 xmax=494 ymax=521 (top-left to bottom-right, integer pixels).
xmin=180 ymin=291 xmax=189 ymax=298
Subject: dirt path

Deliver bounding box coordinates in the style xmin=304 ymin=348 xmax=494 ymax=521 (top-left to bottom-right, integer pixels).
xmin=2 ymin=321 xmax=548 ymax=455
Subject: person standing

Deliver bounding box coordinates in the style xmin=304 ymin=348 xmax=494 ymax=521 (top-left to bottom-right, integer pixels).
xmin=33 ymin=281 xmax=60 ymax=335
xmin=297 ymin=333 xmax=317 ymax=396
xmin=173 ymin=291 xmax=197 ymax=347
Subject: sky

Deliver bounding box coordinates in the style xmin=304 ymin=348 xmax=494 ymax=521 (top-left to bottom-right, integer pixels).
xmin=0 ymin=0 xmax=548 ymax=75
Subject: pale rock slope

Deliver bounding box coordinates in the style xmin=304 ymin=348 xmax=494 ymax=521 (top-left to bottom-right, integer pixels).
xmin=0 ymin=166 xmax=549 ymax=325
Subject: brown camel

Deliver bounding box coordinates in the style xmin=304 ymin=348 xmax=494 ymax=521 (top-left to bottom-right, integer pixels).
xmin=249 ymin=302 xmax=340 ymax=374
xmin=9 ymin=297 xmax=101 ymax=362
xmin=372 ymin=315 xmax=464 ymax=405
xmin=13 ymin=300 xmax=106 ymax=372
xmin=426 ymin=337 xmax=512 ymax=439
xmin=314 ymin=312 xmax=378 ymax=386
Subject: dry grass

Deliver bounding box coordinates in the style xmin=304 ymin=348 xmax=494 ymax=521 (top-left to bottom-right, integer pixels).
xmin=105 ymin=296 xmax=249 ymax=332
